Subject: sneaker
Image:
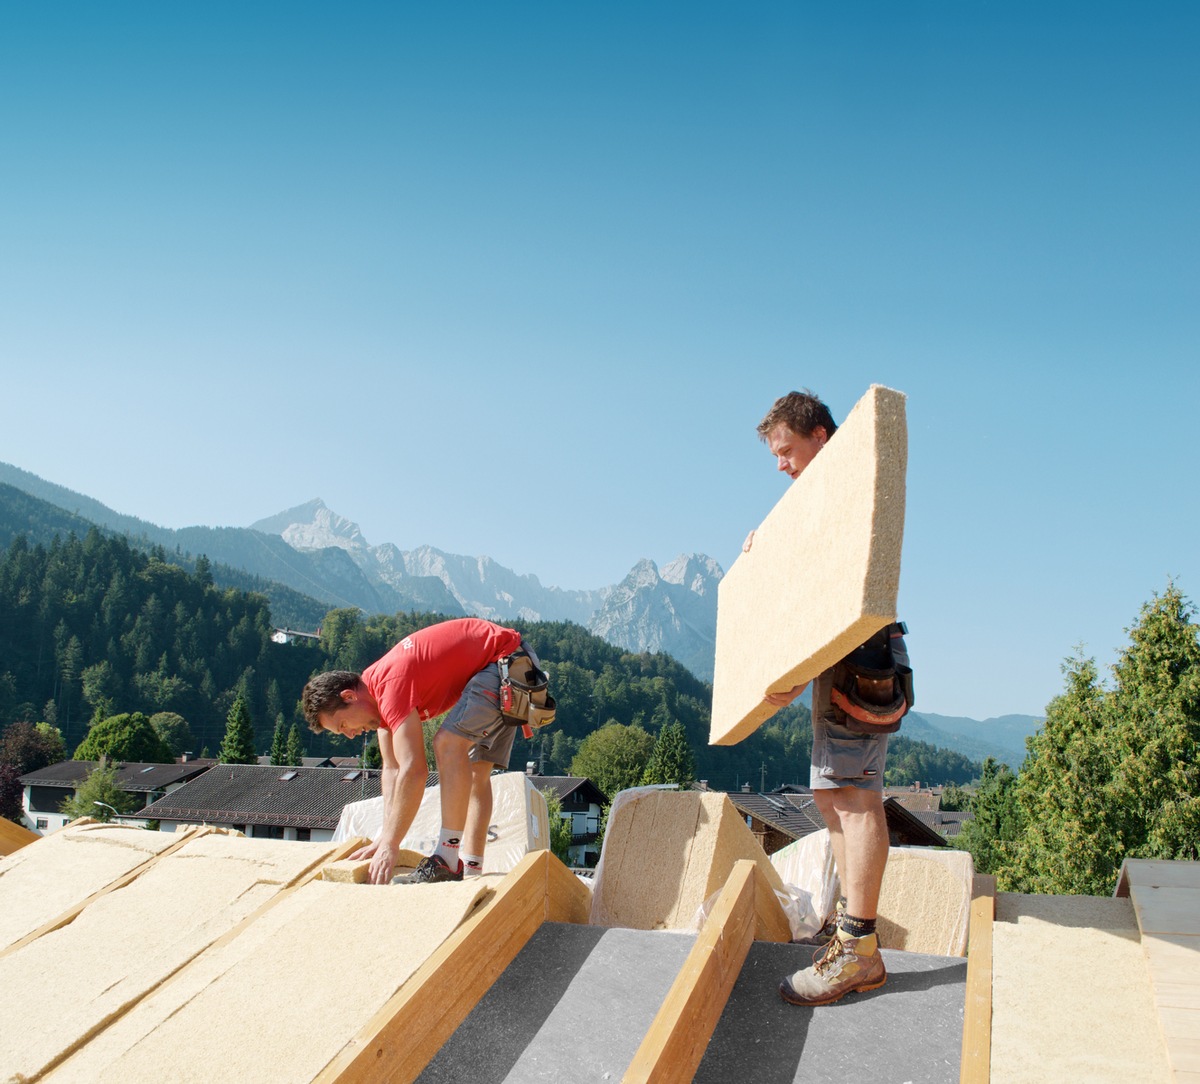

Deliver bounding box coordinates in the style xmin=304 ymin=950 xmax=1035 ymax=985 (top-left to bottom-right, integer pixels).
xmin=796 ymin=896 xmax=846 ymax=946
xmin=398 ymin=854 xmax=463 ymax=885
xmin=779 ymin=930 xmax=887 ymax=1006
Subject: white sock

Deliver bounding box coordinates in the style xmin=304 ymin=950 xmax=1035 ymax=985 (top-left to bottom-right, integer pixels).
xmin=434 ymin=829 xmax=462 ymax=869
xmin=462 ymin=853 xmax=484 ymax=877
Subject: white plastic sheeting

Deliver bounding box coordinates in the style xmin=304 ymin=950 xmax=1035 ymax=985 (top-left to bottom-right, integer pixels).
xmin=331 ymin=771 xmax=550 ymax=875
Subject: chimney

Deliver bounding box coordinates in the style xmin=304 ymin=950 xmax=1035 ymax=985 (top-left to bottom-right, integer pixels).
xmin=525 ymin=761 xmax=536 ymax=776
xmin=741 ymin=782 xmax=752 ymax=793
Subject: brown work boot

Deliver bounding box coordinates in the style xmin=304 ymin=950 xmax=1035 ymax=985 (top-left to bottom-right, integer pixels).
xmin=795 ymin=896 xmax=846 ymax=946
xmin=779 ymin=930 xmax=887 ymax=1006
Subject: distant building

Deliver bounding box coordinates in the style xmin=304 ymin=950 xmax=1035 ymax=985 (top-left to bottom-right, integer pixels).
xmin=139 ymin=763 xmax=383 ymax=842
xmin=728 ymin=784 xmax=950 ymax=855
xmin=19 ymin=759 xmax=216 ymax=835
xmin=528 ymin=773 xmax=607 ymax=867
xmin=270 ymin=627 xmax=322 ymax=645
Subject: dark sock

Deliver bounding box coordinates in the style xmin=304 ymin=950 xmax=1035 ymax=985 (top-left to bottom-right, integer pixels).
xmin=839 ymin=913 xmax=877 ymax=939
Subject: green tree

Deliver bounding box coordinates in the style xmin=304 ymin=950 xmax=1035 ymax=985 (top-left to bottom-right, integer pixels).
xmin=954 ymin=757 xmax=1022 ymax=880
xmin=570 ymin=722 xmax=654 ymax=800
xmin=270 ymin=715 xmax=288 ymax=766
xmin=149 ymin=712 xmax=194 ymax=758
xmin=0 ymin=720 xmax=65 ymax=773
xmin=74 ymin=712 xmax=174 ymax=764
xmin=641 ymin=719 xmax=697 ymax=788
xmin=542 ymin=789 xmax=574 ymax=865
xmin=285 ymin=722 xmax=305 ymax=766
xmin=59 ymin=759 xmax=139 ymax=821
xmin=1006 ymin=653 xmax=1120 ymax=894
xmin=219 ymin=694 xmax=257 ymax=765
xmin=1107 ymin=585 xmax=1200 ymax=861
xmin=363 ymin=732 xmax=383 ymax=769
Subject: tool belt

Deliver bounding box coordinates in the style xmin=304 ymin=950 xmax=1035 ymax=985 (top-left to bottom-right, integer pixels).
xmin=498 ymin=650 xmax=556 ymax=739
xmin=830 ymin=622 xmax=914 ymax=735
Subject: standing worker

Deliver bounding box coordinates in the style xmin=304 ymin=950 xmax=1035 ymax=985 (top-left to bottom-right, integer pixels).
xmin=746 ymin=389 xmax=913 ymax=1005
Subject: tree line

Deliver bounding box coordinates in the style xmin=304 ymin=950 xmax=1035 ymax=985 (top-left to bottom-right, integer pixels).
xmin=954 ymin=583 xmax=1200 ymax=894
xmin=0 ymin=529 xmax=983 ymax=820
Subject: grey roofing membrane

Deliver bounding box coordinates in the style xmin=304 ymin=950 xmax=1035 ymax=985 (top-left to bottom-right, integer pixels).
xmin=418 ymin=924 xmax=965 ymax=1084
xmin=417 ymin=922 xmax=696 ymax=1083
xmin=697 ymin=942 xmax=966 ymax=1084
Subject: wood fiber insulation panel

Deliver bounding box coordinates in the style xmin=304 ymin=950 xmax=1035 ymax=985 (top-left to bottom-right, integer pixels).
xmin=990 ymin=892 xmax=1173 ymax=1083
xmin=44 ymin=878 xmax=491 ymax=1084
xmin=876 ymin=846 xmax=974 ymax=956
xmin=590 ymin=790 xmax=785 ymax=931
xmin=0 ymin=820 xmax=196 ymax=952
xmin=711 ymin=384 xmax=907 ymax=746
xmin=0 ymin=834 xmax=344 ymax=1082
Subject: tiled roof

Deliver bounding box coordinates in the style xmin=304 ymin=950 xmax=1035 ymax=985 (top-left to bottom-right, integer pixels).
xmin=728 ymin=792 xmax=826 ymax=839
xmin=914 ymin=809 xmax=975 ymax=838
xmin=19 ymin=759 xmax=214 ymax=792
xmin=883 ymin=789 xmax=941 ymax=813
xmin=529 ymin=775 xmax=609 ymax=806
xmin=139 ymin=764 xmax=383 ymax=830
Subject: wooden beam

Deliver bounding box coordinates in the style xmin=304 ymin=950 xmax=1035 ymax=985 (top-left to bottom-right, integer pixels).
xmin=318 ymin=848 xmax=588 ymax=1084
xmin=751 ymin=864 xmax=793 ymax=943
xmin=623 ymin=859 xmax=761 ymax=1084
xmin=0 ymin=816 xmax=39 ymax=856
xmin=960 ymin=873 xmax=996 ymax=1084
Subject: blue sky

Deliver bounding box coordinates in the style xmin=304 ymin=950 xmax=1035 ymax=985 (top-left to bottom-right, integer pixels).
xmin=2 ymin=2 xmax=1197 ymax=721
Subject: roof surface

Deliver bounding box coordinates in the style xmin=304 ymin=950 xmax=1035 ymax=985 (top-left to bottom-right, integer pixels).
xmin=20 ymin=759 xmax=214 ymax=792
xmin=139 ymin=763 xmax=383 ymax=829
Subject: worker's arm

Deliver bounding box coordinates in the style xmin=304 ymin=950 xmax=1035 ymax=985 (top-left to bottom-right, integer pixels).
xmin=351 ymin=711 xmax=427 ymax=884
xmin=764 ymin=682 xmax=808 ymax=708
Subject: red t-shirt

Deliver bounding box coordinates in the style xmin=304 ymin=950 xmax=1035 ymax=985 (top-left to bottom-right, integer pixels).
xmin=362 ymin=618 xmax=522 ymax=730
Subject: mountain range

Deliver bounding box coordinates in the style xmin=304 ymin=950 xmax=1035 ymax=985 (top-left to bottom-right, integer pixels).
xmin=0 ymin=461 xmax=1042 ymax=769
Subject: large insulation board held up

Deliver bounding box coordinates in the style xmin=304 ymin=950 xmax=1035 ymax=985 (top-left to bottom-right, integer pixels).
xmin=711 ymin=384 xmax=908 ymax=746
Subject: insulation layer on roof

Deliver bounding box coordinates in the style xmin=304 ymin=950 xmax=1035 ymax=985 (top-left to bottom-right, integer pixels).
xmin=876 ymin=846 xmax=974 ymax=957
xmin=990 ymin=893 xmax=1172 ymax=1082
xmin=44 ymin=878 xmax=491 ymax=1084
xmin=0 ymin=832 xmax=344 ymax=1082
xmin=711 ymin=384 xmax=907 ymax=746
xmin=590 ymin=789 xmax=784 ymax=931
xmin=0 ymin=820 xmax=191 ymax=952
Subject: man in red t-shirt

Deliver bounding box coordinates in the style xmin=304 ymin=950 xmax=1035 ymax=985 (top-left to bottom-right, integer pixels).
xmin=302 ymin=617 xmax=534 ymax=885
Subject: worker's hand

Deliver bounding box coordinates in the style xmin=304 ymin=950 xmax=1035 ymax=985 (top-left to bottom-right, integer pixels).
xmin=764 ymin=682 xmax=807 ymax=708
xmin=349 ymin=839 xmax=378 ymax=862
xmin=743 ymin=530 xmax=755 ymax=553
xmin=368 ymin=841 xmax=397 ymax=885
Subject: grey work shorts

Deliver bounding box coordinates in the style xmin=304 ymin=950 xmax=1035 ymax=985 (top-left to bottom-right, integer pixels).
xmin=439 ymin=652 xmax=528 ymax=769
xmin=809 ymin=714 xmax=888 ymax=792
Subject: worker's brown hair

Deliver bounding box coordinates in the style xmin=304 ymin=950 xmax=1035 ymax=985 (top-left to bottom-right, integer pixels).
xmin=756 ymin=389 xmax=838 ymax=442
xmin=301 ymin=671 xmax=362 ymax=733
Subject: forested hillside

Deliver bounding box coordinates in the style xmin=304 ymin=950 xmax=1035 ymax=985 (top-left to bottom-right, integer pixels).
xmin=0 ymin=529 xmax=983 ymax=792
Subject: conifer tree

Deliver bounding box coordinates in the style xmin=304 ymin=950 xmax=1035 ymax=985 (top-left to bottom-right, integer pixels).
xmin=270 ymin=715 xmax=288 ymax=766
xmin=285 ymin=722 xmax=305 ymax=767
xmin=60 ymin=759 xmax=138 ymax=821
xmin=219 ymin=694 xmax=257 ymax=765
xmin=1107 ymin=584 xmax=1200 ymax=861
xmin=641 ymin=719 xmax=697 ymax=788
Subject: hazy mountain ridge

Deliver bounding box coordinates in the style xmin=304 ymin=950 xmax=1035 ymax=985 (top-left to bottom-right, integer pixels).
xmin=252 ymin=499 xmax=718 ymax=676
xmin=0 ymin=464 xmax=1046 ymax=748
xmin=904 ymin=711 xmax=1043 ymax=771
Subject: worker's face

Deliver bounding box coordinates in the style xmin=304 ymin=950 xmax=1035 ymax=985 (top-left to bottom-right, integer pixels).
xmin=319 ymin=690 xmax=379 ymax=739
xmin=766 ymin=422 xmax=827 ymax=480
